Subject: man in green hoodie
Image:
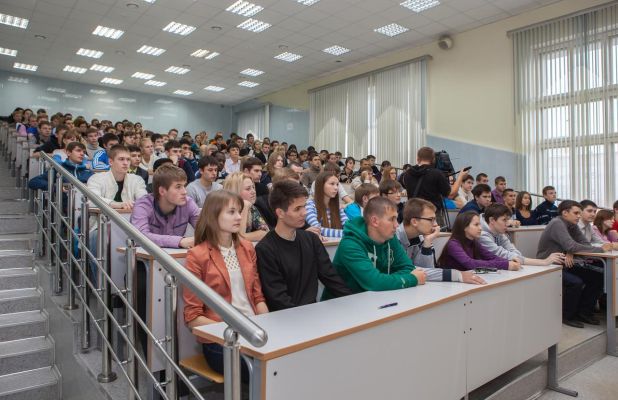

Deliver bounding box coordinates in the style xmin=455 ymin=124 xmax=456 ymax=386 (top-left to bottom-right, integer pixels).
xmin=324 ymin=197 xmax=426 ymax=298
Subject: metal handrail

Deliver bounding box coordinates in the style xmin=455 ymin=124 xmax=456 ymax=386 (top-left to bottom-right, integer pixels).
xmin=39 ymin=152 xmax=268 ymax=347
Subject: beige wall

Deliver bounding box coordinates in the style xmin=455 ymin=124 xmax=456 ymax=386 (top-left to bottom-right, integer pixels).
xmin=258 ymin=0 xmax=608 ymax=153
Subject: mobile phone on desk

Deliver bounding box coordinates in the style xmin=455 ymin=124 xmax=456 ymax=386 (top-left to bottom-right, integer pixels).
xmin=474 ymin=267 xmax=498 ymax=274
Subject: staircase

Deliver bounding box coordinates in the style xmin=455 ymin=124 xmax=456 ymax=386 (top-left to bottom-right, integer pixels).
xmin=0 ymin=175 xmax=61 ymax=398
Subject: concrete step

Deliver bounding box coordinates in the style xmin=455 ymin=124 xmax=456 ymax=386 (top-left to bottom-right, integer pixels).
xmin=0 ymin=188 xmax=22 ymax=200
xmin=0 ymin=234 xmax=36 ymax=251
xmin=0 ymin=215 xmax=36 ymax=235
xmin=0 ymin=268 xmax=37 ymax=291
xmin=0 ymin=336 xmax=54 ymax=375
xmin=0 ymin=366 xmax=61 ymax=400
xmin=0 ymin=310 xmax=48 ymax=342
xmin=0 ymin=288 xmax=42 ymax=315
xmin=0 ymin=250 xmax=34 ymax=270
xmin=0 ymin=200 xmax=29 ymax=214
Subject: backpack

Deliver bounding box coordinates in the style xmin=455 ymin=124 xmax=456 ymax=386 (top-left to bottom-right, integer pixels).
xmin=434 ymin=150 xmax=455 ymax=175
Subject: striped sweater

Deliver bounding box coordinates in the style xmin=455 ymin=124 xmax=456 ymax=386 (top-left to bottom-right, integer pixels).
xmin=305 ymin=199 xmax=348 ymax=238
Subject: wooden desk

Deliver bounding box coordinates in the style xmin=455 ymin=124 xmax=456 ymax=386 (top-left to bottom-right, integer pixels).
xmin=573 ymin=250 xmax=618 ymax=356
xmin=507 ymin=225 xmax=546 ymax=259
xmin=195 ymin=266 xmax=563 ymax=400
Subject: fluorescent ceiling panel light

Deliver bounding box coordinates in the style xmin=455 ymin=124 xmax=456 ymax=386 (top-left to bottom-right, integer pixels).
xmin=323 ymin=45 xmax=350 ymax=56
xmin=77 ymin=48 xmax=104 ymax=58
xmin=101 ymin=77 xmax=123 ymax=85
xmin=47 ymin=87 xmax=66 ymax=93
xmin=144 ymin=80 xmax=166 ymax=86
xmin=205 ymin=52 xmax=220 ymax=60
xmin=13 ymin=63 xmax=38 ymax=71
xmin=400 ymin=0 xmax=440 ymax=13
xmin=204 ymin=85 xmax=225 ymax=92
xmin=132 ymin=72 xmax=155 ymax=79
xmin=165 ymin=66 xmax=190 ymax=75
xmin=191 ymin=49 xmax=220 ymax=59
xmin=0 ymin=47 xmax=18 ymax=57
xmin=240 ymin=68 xmax=264 ymax=76
xmin=226 ymin=1 xmax=263 ymax=17
xmin=238 ymin=80 xmax=259 ymax=87
xmin=118 ymin=98 xmax=136 ymax=102
xmin=136 ymin=45 xmax=165 ymax=56
xmin=296 ymin=0 xmax=320 ymax=5
xmin=237 ymin=18 xmax=271 ymax=33
xmin=142 ymin=0 xmax=156 ymax=3
xmin=274 ymin=52 xmax=302 ymax=62
xmin=0 ymin=13 xmax=29 ymax=29
xmin=374 ymin=23 xmax=409 ymax=37
xmin=173 ymin=90 xmax=193 ymax=96
xmin=90 ymin=64 xmax=114 ymax=73
xmin=92 ymin=25 xmax=124 ymax=39
xmin=64 ymin=94 xmax=82 ymax=99
xmin=90 ymin=89 xmax=107 ymax=95
xmin=8 ymin=76 xmax=28 ymax=83
xmin=63 ymin=65 xmax=87 ymax=74
xmin=162 ymin=21 xmax=195 ymax=36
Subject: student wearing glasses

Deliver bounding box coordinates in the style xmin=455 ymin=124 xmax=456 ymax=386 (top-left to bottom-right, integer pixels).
xmin=379 ymin=179 xmax=404 ymax=224
xmin=395 ymin=199 xmax=486 ymax=285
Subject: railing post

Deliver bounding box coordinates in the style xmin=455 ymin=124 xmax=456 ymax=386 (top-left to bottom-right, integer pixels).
xmin=64 ymin=186 xmax=78 ymax=310
xmin=80 ymin=195 xmax=91 ymax=351
xmin=125 ymin=239 xmax=138 ymax=400
xmin=36 ymin=187 xmax=44 ymax=258
xmin=53 ymin=171 xmax=63 ymax=295
xmin=164 ymin=273 xmax=178 ymax=400
xmin=97 ymin=215 xmax=117 ymax=383
xmin=223 ymin=327 xmax=242 ymax=400
xmin=46 ymin=166 xmax=53 ymax=271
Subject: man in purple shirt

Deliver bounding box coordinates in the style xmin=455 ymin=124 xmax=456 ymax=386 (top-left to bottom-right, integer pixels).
xmin=131 ymin=163 xmax=200 ymax=248
xmin=491 ymin=176 xmax=507 ymax=204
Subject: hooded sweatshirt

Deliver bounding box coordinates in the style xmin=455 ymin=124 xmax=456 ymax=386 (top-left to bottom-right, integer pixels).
xmin=402 ymin=164 xmax=451 ymax=210
xmin=323 ymin=217 xmax=418 ymax=298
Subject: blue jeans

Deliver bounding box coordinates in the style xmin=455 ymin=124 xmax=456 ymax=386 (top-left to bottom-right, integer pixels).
xmin=202 ymin=343 xmax=250 ymax=384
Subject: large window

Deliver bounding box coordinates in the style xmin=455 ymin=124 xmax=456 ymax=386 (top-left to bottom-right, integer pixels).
xmin=514 ymin=4 xmax=618 ymax=206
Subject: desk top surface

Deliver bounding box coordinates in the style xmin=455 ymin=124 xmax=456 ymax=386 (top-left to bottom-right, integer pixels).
xmin=575 ymin=250 xmax=618 ymax=259
xmin=194 ymin=265 xmax=560 ymax=360
xmin=507 ymin=225 xmax=546 ymax=232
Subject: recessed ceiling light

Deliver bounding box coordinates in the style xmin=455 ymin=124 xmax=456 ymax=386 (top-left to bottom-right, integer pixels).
xmin=126 ymin=3 xmax=139 ymax=9
xmin=13 ymin=62 xmax=38 ymax=71
xmin=90 ymin=89 xmax=107 ymax=95
xmin=64 ymin=94 xmax=82 ymax=99
xmin=374 ymin=23 xmax=409 ymax=37
xmin=77 ymin=48 xmax=104 ymax=58
xmin=278 ymin=44 xmax=288 ymax=50
xmin=47 ymin=87 xmax=66 ymax=93
xmin=204 ymin=85 xmax=225 ymax=92
xmin=211 ymin=26 xmax=222 ymax=31
xmin=101 ymin=77 xmax=123 ymax=85
xmin=141 ymin=0 xmax=155 ymax=3
xmin=237 ymin=18 xmax=271 ymax=33
xmin=90 ymin=64 xmax=115 ymax=73
xmin=8 ymin=76 xmax=29 ymax=84
xmin=400 ymin=0 xmax=440 ymax=13
xmin=165 ymin=66 xmax=190 ymax=75
xmin=0 ymin=47 xmax=18 ymax=57
xmin=323 ymin=45 xmax=350 ymax=56
xmin=63 ymin=65 xmax=88 ymax=74
xmin=274 ymin=52 xmax=302 ymax=62
xmin=92 ymin=25 xmax=124 ymax=39
xmin=131 ymin=72 xmax=155 ymax=79
xmin=226 ymin=1 xmax=263 ymax=17
xmin=118 ymin=98 xmax=136 ymax=102
xmin=238 ymin=81 xmax=259 ymax=88
xmin=136 ymin=45 xmax=165 ymax=56
xmin=162 ymin=21 xmax=196 ymax=36
xmin=191 ymin=49 xmax=210 ymax=58
xmin=296 ymin=0 xmax=320 ymax=5
xmin=144 ymin=80 xmax=167 ymax=86
xmin=34 ymin=34 xmax=46 ymax=40
xmin=0 ymin=13 xmax=29 ymax=29
xmin=240 ymin=68 xmax=264 ymax=77
xmin=173 ymin=90 xmax=193 ymax=96
xmin=205 ymin=52 xmax=220 ymax=60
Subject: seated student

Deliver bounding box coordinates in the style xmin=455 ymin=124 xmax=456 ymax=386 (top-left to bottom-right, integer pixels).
xmin=458 ymin=174 xmax=475 ymax=203
xmin=344 ymin=183 xmax=379 ymax=220
xmin=32 ymin=120 xmax=53 ymax=146
xmin=28 ymin=142 xmax=93 ymax=190
xmin=139 ymin=137 xmax=156 ymax=177
xmin=339 ymin=156 xmax=357 ymax=184
xmin=183 ymin=190 xmax=268 ymax=379
xmin=537 ymin=200 xmax=611 ymax=328
xmin=92 ymin=133 xmax=120 ymax=171
xmin=612 ymin=200 xmax=618 ymax=233
xmin=306 ymin=171 xmax=349 ymax=238
xmin=351 ymin=166 xmax=379 ymax=190
xmin=475 ymin=173 xmax=489 ymax=185
xmin=126 ymin=145 xmax=149 ymax=184
xmin=593 ymin=209 xmax=618 ymax=244
xmin=438 ymin=211 xmax=520 ymax=271
xmin=242 ymin=157 xmax=268 ymax=197
xmin=164 ymin=140 xmax=196 ymax=183
xmin=515 ymin=191 xmax=538 ymax=225
xmin=479 ymin=204 xmax=564 ymax=265
xmin=88 ymin=145 xmax=148 ymax=210
xmin=179 ymin=138 xmax=198 ymax=176
xmin=534 ymin=186 xmax=559 ymax=225
xmin=146 ymin=158 xmax=173 ymax=193
xmin=256 ymin=181 xmax=352 ymax=311
xmin=253 ymin=167 xmax=303 ymax=229
xmin=224 ymin=143 xmax=242 ymax=174
xmin=32 ymin=124 xmax=67 ymax=159
xmin=459 ymin=184 xmax=492 ymax=214
xmin=85 ymin=127 xmax=103 ymax=159
xmin=502 ymin=188 xmax=516 ymax=215
xmin=186 ymin=156 xmax=223 ymax=207
xmin=223 ymin=172 xmax=269 ymax=242
xmin=324 ymin=197 xmax=426 ymax=297
xmin=51 ymin=131 xmax=86 ymax=164
xmin=131 ymin=164 xmax=200 ymax=249
xmin=491 ymin=176 xmax=507 ymax=204
xmin=379 ymin=179 xmax=404 ymax=224
xmin=577 ymin=200 xmax=611 ymax=248
xmin=310 ymin=162 xmax=353 ymax=205
xmin=396 ymin=198 xmax=486 ymax=285
xmin=300 ymin=153 xmax=322 ymax=189
xmin=261 ymin=151 xmax=285 ymax=187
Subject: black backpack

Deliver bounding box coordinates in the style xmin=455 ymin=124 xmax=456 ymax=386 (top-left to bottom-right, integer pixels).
xmin=434 ymin=150 xmax=455 ymax=175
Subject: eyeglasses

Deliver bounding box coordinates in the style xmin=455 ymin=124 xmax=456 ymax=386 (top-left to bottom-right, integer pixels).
xmin=412 ymin=216 xmax=436 ymax=223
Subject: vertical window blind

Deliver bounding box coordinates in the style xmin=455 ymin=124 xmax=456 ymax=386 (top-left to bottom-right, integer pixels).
xmin=309 ymin=58 xmax=427 ymax=167
xmin=236 ymin=104 xmax=269 ymax=139
xmin=514 ymin=3 xmax=618 ymax=206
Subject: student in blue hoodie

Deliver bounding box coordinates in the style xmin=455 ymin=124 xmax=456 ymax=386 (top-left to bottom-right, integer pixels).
xmin=28 ymin=142 xmax=93 ymax=190
xmin=323 ymin=197 xmax=426 ymax=298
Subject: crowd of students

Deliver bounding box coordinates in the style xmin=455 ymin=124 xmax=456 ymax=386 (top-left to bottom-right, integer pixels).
xmin=6 ymin=105 xmax=618 ymax=376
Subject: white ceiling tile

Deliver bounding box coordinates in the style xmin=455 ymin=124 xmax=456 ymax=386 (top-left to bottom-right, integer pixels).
xmin=464 ymin=4 xmax=505 ymax=20
xmin=444 ymin=0 xmax=488 ymax=13
xmin=439 ymin=13 xmax=476 ymax=30
xmin=420 ymin=4 xmax=460 ymax=21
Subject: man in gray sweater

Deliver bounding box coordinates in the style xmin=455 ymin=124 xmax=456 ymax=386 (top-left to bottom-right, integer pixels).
xmin=537 ymin=200 xmax=611 ymax=328
xmin=395 ymin=198 xmax=486 ymax=285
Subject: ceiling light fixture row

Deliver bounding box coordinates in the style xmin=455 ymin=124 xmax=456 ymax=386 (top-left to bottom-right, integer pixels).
xmin=145 ymin=80 xmax=167 ymax=87
xmin=237 ymin=18 xmax=271 ymax=33
xmin=0 ymin=13 xmax=29 ymax=29
xmin=191 ymin=49 xmax=220 ymax=60
xmin=63 ymin=65 xmax=88 ymax=74
xmin=13 ymin=62 xmax=38 ymax=71
xmin=90 ymin=64 xmax=115 ymax=73
xmin=137 ymin=45 xmax=166 ymax=56
xmin=400 ymin=0 xmax=440 ymax=13
xmin=92 ymin=25 xmax=124 ymax=39
xmin=101 ymin=77 xmax=123 ymax=85
xmin=0 ymin=47 xmax=18 ymax=57
xmin=163 ymin=21 xmax=196 ymax=36
xmin=77 ymin=48 xmax=104 ymax=58
xmin=226 ymin=1 xmax=263 ymax=17
xmin=165 ymin=66 xmax=190 ymax=75
xmin=173 ymin=90 xmax=193 ymax=96
xmin=132 ymin=72 xmax=155 ymax=79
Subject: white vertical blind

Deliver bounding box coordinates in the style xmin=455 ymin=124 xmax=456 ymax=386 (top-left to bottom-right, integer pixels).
xmin=514 ymin=3 xmax=618 ymax=206
xmin=310 ymin=58 xmax=427 ymax=166
xmin=236 ymin=104 xmax=269 ymax=139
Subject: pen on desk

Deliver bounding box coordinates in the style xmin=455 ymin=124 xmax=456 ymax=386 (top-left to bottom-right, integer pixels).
xmin=378 ymin=302 xmax=398 ymax=309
